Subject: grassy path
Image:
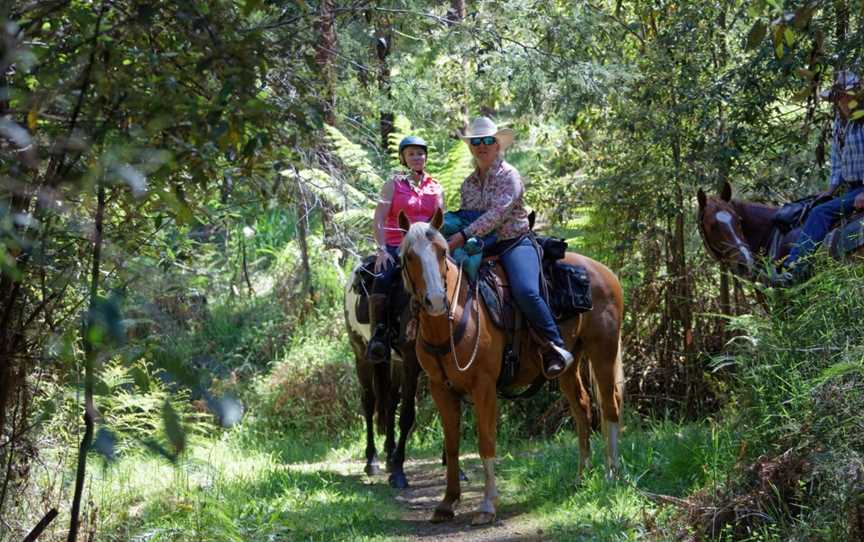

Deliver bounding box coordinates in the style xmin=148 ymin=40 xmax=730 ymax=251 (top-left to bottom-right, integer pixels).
xmin=67 ymin=416 xmax=729 ymax=541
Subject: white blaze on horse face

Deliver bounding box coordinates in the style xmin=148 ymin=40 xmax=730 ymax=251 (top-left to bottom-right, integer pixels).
xmin=715 ymin=210 xmax=754 ymax=268
xmin=406 ymin=224 xmax=448 ymax=315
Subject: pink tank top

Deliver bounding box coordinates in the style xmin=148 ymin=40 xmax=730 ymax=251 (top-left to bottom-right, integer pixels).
xmin=384 ymin=173 xmax=442 ymax=247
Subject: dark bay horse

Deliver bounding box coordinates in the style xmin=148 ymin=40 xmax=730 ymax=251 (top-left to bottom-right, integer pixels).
xmin=697 ymin=181 xmax=792 ymax=279
xmin=399 ymin=208 xmax=625 ymax=525
xmin=697 ymin=181 xmax=864 ymax=281
xmin=344 ymin=265 xmax=421 ymax=489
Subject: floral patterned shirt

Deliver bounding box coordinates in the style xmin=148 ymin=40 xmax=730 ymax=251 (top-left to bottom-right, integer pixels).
xmin=460 ymin=157 xmax=530 ymax=241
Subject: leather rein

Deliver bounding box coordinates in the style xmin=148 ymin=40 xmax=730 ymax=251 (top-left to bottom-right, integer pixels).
xmin=403 ymin=254 xmax=482 ymax=389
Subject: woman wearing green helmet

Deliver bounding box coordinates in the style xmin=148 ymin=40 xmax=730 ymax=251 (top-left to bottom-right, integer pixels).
xmin=366 ymin=136 xmax=444 ymax=363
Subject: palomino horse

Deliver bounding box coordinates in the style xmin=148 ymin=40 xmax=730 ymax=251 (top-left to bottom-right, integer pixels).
xmin=344 ymin=266 xmax=421 ymax=489
xmin=697 ymin=181 xmax=795 ymax=279
xmin=399 ymin=208 xmax=625 ymax=525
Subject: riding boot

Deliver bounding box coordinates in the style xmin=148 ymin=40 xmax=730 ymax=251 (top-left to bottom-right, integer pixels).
xmin=366 ymin=294 xmax=391 ymax=364
xmin=542 ymin=343 xmax=574 ymax=379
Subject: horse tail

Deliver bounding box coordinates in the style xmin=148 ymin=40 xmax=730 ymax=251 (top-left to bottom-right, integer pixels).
xmin=372 ymin=362 xmax=391 ymax=436
xmin=614 ymin=335 xmax=624 ymax=409
xmin=589 ymin=335 xmax=625 ymax=416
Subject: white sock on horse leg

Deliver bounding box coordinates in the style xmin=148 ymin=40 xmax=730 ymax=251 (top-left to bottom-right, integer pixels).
xmin=479 ymin=457 xmax=498 ymax=513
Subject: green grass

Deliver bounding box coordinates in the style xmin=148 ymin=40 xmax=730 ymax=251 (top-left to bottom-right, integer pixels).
xmin=71 ymin=409 xmax=736 ymax=542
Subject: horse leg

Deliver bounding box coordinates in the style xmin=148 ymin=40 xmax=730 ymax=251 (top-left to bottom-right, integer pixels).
xmin=429 ymin=382 xmax=462 ymax=523
xmin=559 ymin=355 xmax=592 ymax=481
xmin=586 ymin=335 xmax=624 ymax=479
xmin=440 ymin=419 xmax=469 ymax=481
xmin=358 ymin=363 xmax=380 ymax=476
xmin=470 ymin=378 xmax=499 ymax=526
xmin=388 ymin=358 xmax=420 ymax=489
xmin=383 ymin=385 xmax=398 ymax=472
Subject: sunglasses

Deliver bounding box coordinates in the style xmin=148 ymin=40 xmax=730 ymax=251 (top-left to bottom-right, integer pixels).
xmin=469 ymin=136 xmax=497 ymax=146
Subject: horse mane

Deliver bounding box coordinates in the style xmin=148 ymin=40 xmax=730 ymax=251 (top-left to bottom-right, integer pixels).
xmin=730 ymin=198 xmax=779 ymax=254
xmin=400 ymin=222 xmax=446 ymax=258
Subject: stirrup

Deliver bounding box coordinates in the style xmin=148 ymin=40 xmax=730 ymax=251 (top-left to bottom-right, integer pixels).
xmin=541 ymin=344 xmax=574 ymax=379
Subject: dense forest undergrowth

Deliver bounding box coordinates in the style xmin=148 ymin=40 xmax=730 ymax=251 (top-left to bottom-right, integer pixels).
xmin=7 ymin=244 xmax=864 ymax=541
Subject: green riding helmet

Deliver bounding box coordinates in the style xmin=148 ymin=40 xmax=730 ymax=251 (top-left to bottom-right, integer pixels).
xmin=398 ymin=135 xmax=428 ymax=166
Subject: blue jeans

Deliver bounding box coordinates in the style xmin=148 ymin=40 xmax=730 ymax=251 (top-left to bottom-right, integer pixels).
xmin=786 ymin=185 xmax=864 ymax=267
xmin=371 ymin=245 xmax=401 ymax=295
xmin=499 ymin=237 xmax=564 ymax=347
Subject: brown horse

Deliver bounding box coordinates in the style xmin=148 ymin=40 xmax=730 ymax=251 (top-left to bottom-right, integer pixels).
xmin=696 ymin=181 xmax=793 ymax=279
xmin=398 ymin=208 xmax=625 ymax=525
xmin=344 ymin=264 xmax=422 ymax=489
xmin=696 ymin=181 xmax=864 ymax=281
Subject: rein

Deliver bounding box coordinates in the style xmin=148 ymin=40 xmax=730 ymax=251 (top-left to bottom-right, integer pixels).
xmin=415 ymin=258 xmax=483 ymax=387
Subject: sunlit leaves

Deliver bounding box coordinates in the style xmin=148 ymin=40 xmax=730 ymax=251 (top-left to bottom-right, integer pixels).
xmin=746 ymin=20 xmax=767 ymax=50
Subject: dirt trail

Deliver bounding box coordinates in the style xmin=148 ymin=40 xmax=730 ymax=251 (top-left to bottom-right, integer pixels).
xmin=393 ymin=455 xmax=549 ymax=541
xmin=293 ymin=453 xmax=551 ymax=540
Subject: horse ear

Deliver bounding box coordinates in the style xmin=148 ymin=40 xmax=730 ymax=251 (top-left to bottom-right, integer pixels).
xmin=429 ymin=207 xmax=443 ymax=230
xmin=720 ymin=181 xmax=732 ymax=202
xmin=398 ymin=210 xmax=411 ymax=233
xmin=697 ymin=189 xmax=707 ymax=209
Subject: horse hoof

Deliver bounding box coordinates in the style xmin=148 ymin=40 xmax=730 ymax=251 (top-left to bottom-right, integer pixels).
xmin=388 ymin=472 xmax=409 ymax=489
xmin=364 ymin=463 xmax=380 ymax=476
xmin=430 ymin=508 xmax=455 ymax=523
xmin=471 ymin=512 xmax=496 ymax=526
xmin=459 ymin=469 xmax=468 ymax=482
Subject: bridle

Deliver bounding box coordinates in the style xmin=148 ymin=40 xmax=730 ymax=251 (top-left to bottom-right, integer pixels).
xmin=698 ymin=201 xmax=755 ymax=275
xmin=401 ymin=240 xmax=483 ymax=387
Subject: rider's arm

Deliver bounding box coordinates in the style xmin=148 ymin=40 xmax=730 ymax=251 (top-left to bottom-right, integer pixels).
xmin=373 ymin=180 xmax=396 ymax=250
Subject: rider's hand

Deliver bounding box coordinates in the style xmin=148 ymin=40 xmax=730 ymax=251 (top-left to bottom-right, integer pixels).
xmin=374 ymin=248 xmax=393 ymax=273
xmin=855 ymin=192 xmax=864 ymax=211
xmin=447 ymin=232 xmax=465 ymax=252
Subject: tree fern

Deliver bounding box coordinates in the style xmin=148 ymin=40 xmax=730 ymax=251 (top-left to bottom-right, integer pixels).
xmin=427 ymin=140 xmax=472 ymax=209
xmin=323 ymin=124 xmax=385 ymax=193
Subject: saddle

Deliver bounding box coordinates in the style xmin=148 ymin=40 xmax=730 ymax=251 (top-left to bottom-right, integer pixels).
xmin=824 ymin=212 xmax=864 ymax=259
xmin=351 ymin=256 xmax=409 ymax=350
xmin=475 ymin=236 xmax=593 ymax=391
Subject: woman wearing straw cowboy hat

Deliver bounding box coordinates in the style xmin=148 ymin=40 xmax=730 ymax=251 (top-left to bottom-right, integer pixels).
xmin=774 ymin=69 xmax=864 ymax=286
xmin=446 ymin=116 xmax=574 ymax=378
xmin=367 ymin=135 xmax=445 ymax=363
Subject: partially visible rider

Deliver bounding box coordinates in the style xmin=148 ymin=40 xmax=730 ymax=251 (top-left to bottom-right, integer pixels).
xmin=445 ymin=116 xmax=574 ymax=379
xmin=367 ymin=136 xmax=445 ymax=363
xmin=774 ymin=69 xmax=864 ymax=286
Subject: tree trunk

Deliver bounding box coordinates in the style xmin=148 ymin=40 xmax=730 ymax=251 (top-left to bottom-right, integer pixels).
xmin=294 ymin=172 xmax=312 ymax=298
xmin=375 ymin=15 xmax=394 ymax=153
xmin=68 ymin=181 xmax=106 ymax=542
xmin=834 ymin=0 xmax=848 ymax=46
xmin=316 ymin=0 xmax=337 ymax=126
xmin=447 ymin=0 xmax=465 ymax=25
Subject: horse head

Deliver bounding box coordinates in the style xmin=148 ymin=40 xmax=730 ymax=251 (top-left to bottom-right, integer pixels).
xmin=697 ymin=181 xmax=757 ymax=277
xmin=398 ymin=208 xmax=449 ymax=316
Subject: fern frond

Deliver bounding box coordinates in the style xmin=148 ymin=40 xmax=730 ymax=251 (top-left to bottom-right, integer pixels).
xmin=333 ymin=208 xmax=374 ymax=231
xmin=281 ymin=168 xmax=376 ymax=211
xmin=427 ymin=140 xmax=473 ymax=209
xmin=323 ymin=125 xmax=385 ymax=189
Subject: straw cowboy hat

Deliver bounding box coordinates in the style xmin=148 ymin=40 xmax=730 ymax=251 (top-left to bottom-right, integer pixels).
xmin=460 ymin=117 xmax=514 ymax=151
xmin=819 ymin=69 xmax=861 ymax=99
